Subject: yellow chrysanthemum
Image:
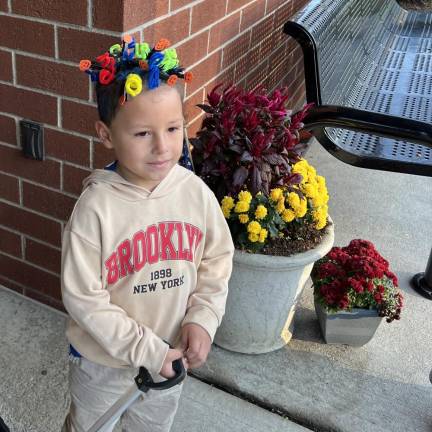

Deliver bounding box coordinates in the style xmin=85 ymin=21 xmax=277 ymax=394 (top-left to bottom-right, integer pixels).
xmin=276 ymin=197 xmax=285 ymax=214
xmin=315 ymin=217 xmax=327 ymax=230
xmin=255 ymin=205 xmax=268 ymax=220
xmin=294 ymin=199 xmax=308 ymax=218
xmin=248 ymin=233 xmax=259 ymax=243
xmin=312 ymin=208 xmax=325 ymax=221
xmin=307 ymin=165 xmax=317 ymax=178
xmin=282 ymin=209 xmax=296 ymax=223
xmin=258 ymin=228 xmax=268 ymax=243
xmin=302 ymin=183 xmax=318 ymax=199
xmin=125 ymin=73 xmax=143 ymax=97
xmin=238 ymin=214 xmax=249 ymax=224
xmin=222 ymin=208 xmax=231 ymax=218
xmin=270 ymin=188 xmax=283 ymax=201
xmin=316 ymin=175 xmax=326 ymax=187
xmin=287 ymin=192 xmax=300 ymax=209
xmin=238 ymin=190 xmax=252 ymax=204
xmin=234 ymin=200 xmax=250 ymax=213
xmin=247 ymin=221 xmax=261 ymax=235
xmin=221 ymin=196 xmax=235 ymax=211
xmin=311 ymin=194 xmax=324 ymax=208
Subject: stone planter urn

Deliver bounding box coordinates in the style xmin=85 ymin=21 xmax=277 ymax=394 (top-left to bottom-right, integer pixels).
xmin=214 ymin=218 xmax=335 ymax=354
xmin=314 ymin=301 xmax=383 ymax=346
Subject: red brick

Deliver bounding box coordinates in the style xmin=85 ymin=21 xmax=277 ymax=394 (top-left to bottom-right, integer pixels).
xmin=63 ymin=164 xmax=92 ymax=196
xmin=23 ymin=181 xmax=77 ymax=222
xmin=267 ymin=54 xmax=292 ymax=90
xmin=0 ymin=201 xmax=62 ymax=247
xmin=270 ymin=41 xmax=293 ymax=76
xmin=0 ymin=253 xmax=60 ymax=299
xmin=58 ymin=28 xmax=119 ymax=64
xmin=227 ymin=0 xmax=250 ymax=13
xmin=16 ymin=55 xmax=88 ymax=100
xmin=0 ymin=0 xmax=7 ymax=12
xmin=205 ymin=65 xmax=236 ymax=91
xmin=0 ymin=275 xmax=24 ymax=295
xmin=0 ymin=50 xmax=12 ymax=82
xmin=0 ymin=83 xmax=57 ymax=126
xmin=0 ymin=172 xmax=19 ymax=203
xmin=93 ymin=140 xmax=117 ymax=170
xmin=274 ymin=2 xmax=294 ymax=29
xmin=0 ymin=145 xmax=60 ymax=188
xmin=222 ymin=30 xmax=251 ymax=68
xmin=124 ymin=0 xmax=169 ymax=32
xmin=260 ymin=32 xmax=276 ymax=60
xmin=0 ymin=115 xmax=17 ymax=146
xmin=240 ymin=0 xmax=266 ymax=32
xmin=144 ymin=9 xmax=190 ymax=46
xmin=176 ymin=31 xmax=209 ymax=70
xmin=62 ymin=100 xmax=99 ymax=137
xmin=92 ymin=0 xmax=123 ymax=32
xmin=186 ymin=115 xmax=204 ymax=139
xmin=0 ymin=16 xmax=54 ymax=57
xmin=267 ymin=0 xmax=292 ymax=14
xmin=170 ymin=0 xmax=193 ymax=11
xmin=191 ymin=0 xmax=227 ymax=34
xmin=12 ymin=0 xmax=87 ymax=26
xmin=251 ymin=14 xmax=274 ymax=43
xmin=185 ymin=50 xmax=222 ymax=96
xmin=234 ymin=43 xmax=261 ymax=82
xmin=25 ymin=286 xmax=65 ymax=310
xmin=184 ymin=88 xmax=205 ymax=123
xmin=25 ymin=238 xmax=61 ymax=274
xmin=209 ymin=12 xmax=240 ymax=53
xmin=245 ymin=59 xmax=269 ymax=90
xmin=292 ymin=0 xmax=311 ymax=14
xmin=0 ymin=227 xmax=21 ymax=258
xmin=45 ymin=129 xmax=90 ymax=167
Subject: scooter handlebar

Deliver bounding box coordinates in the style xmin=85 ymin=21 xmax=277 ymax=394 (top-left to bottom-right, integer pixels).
xmin=135 ymin=357 xmax=186 ymax=392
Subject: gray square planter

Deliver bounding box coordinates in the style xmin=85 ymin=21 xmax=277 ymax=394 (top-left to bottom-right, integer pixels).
xmin=314 ymin=300 xmax=383 ymax=346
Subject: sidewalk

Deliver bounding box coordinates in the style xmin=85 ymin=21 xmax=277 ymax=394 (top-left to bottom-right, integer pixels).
xmin=194 ymin=141 xmax=432 ymax=432
xmin=0 ymin=286 xmax=309 ymax=432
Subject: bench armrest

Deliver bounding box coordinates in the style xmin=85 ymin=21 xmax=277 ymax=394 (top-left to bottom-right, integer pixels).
xmin=304 ymin=106 xmax=432 ymax=149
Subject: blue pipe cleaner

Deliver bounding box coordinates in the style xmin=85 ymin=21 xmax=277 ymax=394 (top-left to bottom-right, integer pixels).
xmin=122 ymin=39 xmax=136 ymax=61
xmin=148 ymin=52 xmax=164 ymax=89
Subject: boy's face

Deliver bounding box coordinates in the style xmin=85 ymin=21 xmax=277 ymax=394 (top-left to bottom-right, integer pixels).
xmin=96 ymin=85 xmax=184 ymax=191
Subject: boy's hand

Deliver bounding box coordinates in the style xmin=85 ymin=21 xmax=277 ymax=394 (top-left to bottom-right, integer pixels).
xmin=159 ymin=348 xmax=186 ymax=379
xmin=180 ymin=323 xmax=212 ymax=369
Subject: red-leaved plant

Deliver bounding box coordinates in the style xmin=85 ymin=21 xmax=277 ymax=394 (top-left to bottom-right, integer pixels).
xmin=191 ymin=84 xmax=313 ymax=201
xmin=311 ymin=239 xmax=403 ymax=322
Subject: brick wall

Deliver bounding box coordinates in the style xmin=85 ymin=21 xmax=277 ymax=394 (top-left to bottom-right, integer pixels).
xmin=0 ymin=0 xmax=309 ymax=310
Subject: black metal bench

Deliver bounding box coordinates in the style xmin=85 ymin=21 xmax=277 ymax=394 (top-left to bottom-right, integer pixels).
xmin=284 ymin=0 xmax=432 ymax=298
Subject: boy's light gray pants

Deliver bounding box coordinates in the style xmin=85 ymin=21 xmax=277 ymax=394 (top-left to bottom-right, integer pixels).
xmin=62 ymin=356 xmax=184 ymax=432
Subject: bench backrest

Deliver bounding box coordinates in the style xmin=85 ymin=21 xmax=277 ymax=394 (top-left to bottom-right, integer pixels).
xmin=291 ymin=0 xmax=430 ymax=115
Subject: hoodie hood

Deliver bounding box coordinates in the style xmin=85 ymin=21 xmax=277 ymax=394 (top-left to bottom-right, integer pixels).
xmin=82 ymin=163 xmax=193 ymax=202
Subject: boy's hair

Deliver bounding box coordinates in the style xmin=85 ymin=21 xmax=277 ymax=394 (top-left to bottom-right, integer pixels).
xmin=95 ymin=80 xmax=125 ymax=126
xmin=80 ymin=36 xmax=192 ymax=126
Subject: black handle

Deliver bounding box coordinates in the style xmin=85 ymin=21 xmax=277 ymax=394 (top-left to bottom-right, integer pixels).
xmin=134 ymin=357 xmax=186 ymax=392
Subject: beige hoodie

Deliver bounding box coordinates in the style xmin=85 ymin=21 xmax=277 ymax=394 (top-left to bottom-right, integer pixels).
xmin=61 ymin=164 xmax=234 ymax=375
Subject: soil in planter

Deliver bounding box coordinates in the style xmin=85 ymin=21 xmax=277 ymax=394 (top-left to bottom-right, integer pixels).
xmin=261 ymin=220 xmax=332 ymax=257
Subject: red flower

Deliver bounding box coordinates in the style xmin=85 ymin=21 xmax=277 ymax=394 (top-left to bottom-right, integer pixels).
xmin=312 ymin=240 xmax=403 ymax=322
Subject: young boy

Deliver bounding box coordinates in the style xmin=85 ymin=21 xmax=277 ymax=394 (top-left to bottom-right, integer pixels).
xmin=61 ymin=36 xmax=234 ymax=432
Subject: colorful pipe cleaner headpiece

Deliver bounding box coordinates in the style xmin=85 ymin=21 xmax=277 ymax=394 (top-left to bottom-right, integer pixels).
xmin=79 ymin=35 xmax=193 ymax=105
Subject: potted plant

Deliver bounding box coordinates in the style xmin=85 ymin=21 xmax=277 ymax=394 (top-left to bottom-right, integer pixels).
xmin=311 ymin=239 xmax=404 ymax=346
xmin=191 ymin=84 xmax=335 ymax=353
